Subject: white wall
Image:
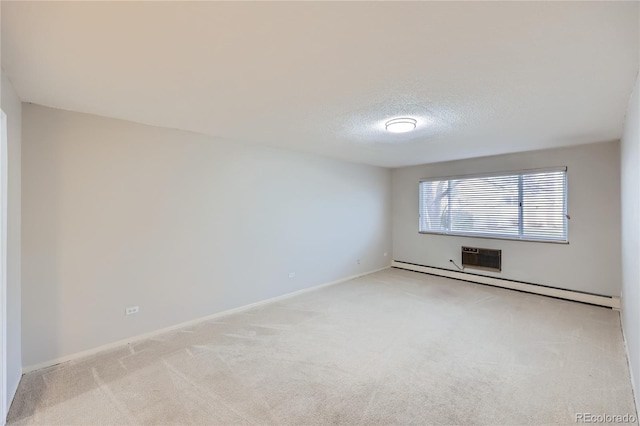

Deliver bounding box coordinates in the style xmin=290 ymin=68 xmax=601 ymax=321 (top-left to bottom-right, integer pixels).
xmin=621 ymin=74 xmax=639 ymax=412
xmin=392 ymin=141 xmax=621 ymax=296
xmin=21 ymin=104 xmax=392 ymax=368
xmin=1 ymin=72 xmax=22 ymax=412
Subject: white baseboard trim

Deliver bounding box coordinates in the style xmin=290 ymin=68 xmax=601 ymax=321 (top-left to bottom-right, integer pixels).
xmin=392 ymin=260 xmax=620 ymax=309
xmin=3 ymin=372 xmax=20 ymax=425
xmin=620 ymin=309 xmax=639 ymax=419
xmin=23 ymin=266 xmax=390 ymax=374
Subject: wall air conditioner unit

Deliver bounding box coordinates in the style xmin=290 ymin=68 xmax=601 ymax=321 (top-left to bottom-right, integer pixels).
xmin=461 ymin=246 xmax=501 ymax=272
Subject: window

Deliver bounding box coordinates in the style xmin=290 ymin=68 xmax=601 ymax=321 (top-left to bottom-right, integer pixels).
xmin=419 ymin=168 xmax=568 ymax=243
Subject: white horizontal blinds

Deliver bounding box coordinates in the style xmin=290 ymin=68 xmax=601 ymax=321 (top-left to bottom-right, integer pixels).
xmin=449 ymin=175 xmax=520 ymax=236
xmin=419 ymin=168 xmax=568 ymax=242
xmin=419 ymin=180 xmax=450 ymax=233
xmin=521 ymin=170 xmax=567 ymax=241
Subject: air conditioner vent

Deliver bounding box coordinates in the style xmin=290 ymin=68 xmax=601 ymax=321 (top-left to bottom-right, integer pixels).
xmin=462 ymin=246 xmax=501 ymax=272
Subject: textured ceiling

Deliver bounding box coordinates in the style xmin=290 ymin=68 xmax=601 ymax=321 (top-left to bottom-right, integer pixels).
xmin=2 ymin=1 xmax=638 ymax=167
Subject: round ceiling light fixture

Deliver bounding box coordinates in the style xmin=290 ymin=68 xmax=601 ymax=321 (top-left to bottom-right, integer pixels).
xmin=385 ymin=117 xmax=417 ymax=133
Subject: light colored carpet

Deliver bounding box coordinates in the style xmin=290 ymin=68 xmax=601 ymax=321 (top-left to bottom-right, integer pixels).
xmin=8 ymin=268 xmax=638 ymax=425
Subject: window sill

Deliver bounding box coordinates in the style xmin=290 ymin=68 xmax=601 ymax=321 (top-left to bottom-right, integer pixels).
xmin=418 ymin=231 xmax=569 ymax=245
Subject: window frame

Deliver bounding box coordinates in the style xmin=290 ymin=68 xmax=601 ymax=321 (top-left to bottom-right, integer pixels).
xmin=418 ymin=167 xmax=569 ymax=244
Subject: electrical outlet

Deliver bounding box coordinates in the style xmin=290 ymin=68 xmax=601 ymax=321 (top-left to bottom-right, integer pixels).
xmin=357 ymin=259 xmax=361 ymax=264
xmin=384 ymin=252 xmax=388 ymax=257
xmin=125 ymin=306 xmax=139 ymax=316
xmin=288 ymin=272 xmax=295 ymax=278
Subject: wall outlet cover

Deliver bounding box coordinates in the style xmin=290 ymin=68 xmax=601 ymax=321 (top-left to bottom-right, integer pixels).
xmin=125 ymin=306 xmax=139 ymax=315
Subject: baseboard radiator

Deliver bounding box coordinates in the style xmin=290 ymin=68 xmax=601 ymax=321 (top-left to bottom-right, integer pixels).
xmin=392 ymin=260 xmax=620 ymax=309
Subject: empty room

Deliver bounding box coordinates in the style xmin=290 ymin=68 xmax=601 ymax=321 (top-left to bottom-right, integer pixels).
xmin=0 ymin=1 xmax=639 ymax=425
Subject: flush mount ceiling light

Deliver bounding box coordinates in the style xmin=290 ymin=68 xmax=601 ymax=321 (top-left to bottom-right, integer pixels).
xmin=385 ymin=117 xmax=417 ymax=133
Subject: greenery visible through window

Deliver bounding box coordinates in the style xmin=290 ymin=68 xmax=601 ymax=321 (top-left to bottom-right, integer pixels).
xmin=419 ymin=168 xmax=568 ymax=242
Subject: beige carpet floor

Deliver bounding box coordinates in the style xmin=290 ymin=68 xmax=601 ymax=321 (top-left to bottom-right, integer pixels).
xmin=8 ymin=268 xmax=638 ymax=425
